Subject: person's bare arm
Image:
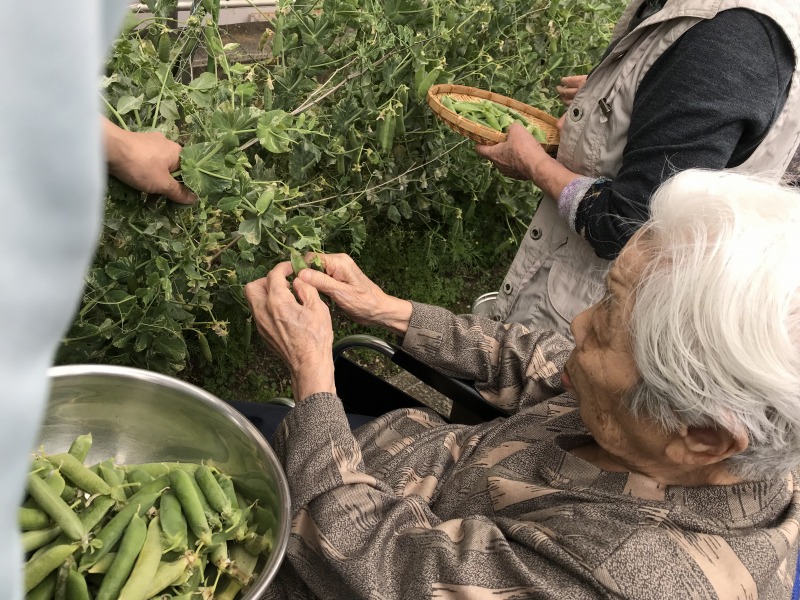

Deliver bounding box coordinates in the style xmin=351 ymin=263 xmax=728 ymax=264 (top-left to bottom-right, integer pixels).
xmin=475 ymin=123 xmax=578 ymax=199
xmin=103 ymin=117 xmax=197 ymax=204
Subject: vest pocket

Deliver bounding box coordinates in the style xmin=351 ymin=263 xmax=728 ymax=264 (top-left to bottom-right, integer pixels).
xmin=546 ymin=259 xmax=605 ymax=324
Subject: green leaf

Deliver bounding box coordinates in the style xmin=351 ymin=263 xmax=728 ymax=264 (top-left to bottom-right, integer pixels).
xmin=116 ymin=94 xmax=144 ymax=115
xmin=179 ymin=142 xmax=234 ymax=198
xmin=152 ymin=335 xmax=186 ymax=362
xmin=256 ymin=110 xmax=295 ymax=154
xmin=104 ymin=262 xmax=133 ymax=281
xmin=387 ymin=205 xmax=402 ymax=223
xmin=218 ymin=196 xmax=243 ymax=211
xmin=188 ymin=72 xmax=218 ymax=91
xmin=238 ymin=218 xmax=262 ymax=245
xmin=159 ymin=99 xmax=180 ymax=121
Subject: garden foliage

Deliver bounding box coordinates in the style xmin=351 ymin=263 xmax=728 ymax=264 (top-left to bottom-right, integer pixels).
xmin=58 ymin=0 xmax=624 ymax=373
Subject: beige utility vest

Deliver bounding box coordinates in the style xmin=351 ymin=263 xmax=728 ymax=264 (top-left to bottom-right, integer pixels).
xmin=491 ymin=0 xmax=800 ymax=338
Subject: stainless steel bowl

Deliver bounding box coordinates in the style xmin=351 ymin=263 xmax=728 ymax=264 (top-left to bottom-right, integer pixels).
xmin=39 ymin=364 xmax=290 ymax=598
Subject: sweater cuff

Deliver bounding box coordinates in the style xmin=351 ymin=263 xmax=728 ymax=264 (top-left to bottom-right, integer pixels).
xmin=401 ymin=301 xmax=453 ymax=362
xmin=557 ymin=176 xmax=597 ymax=231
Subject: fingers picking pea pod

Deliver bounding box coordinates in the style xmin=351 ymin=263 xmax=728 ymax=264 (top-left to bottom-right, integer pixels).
xmin=169 ymin=470 xmax=213 ymax=547
xmin=67 ymin=434 xmax=92 ymax=464
xmin=95 ymin=512 xmax=147 ymax=600
xmin=47 ymin=453 xmax=112 ymax=497
xmin=118 ymin=516 xmax=164 ymax=600
xmin=24 ymin=543 xmax=80 ymax=593
xmin=159 ymin=491 xmax=189 ymax=552
xmin=27 ymin=474 xmax=86 ymax=543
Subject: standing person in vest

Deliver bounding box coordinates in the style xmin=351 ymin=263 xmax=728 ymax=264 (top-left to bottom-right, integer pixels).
xmin=476 ymin=0 xmax=800 ymax=338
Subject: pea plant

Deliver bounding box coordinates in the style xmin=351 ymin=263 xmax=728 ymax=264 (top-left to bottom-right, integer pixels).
xmin=58 ymin=0 xmax=623 ymax=374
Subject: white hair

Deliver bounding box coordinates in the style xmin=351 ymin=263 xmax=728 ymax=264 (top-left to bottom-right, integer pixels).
xmin=626 ymin=169 xmax=800 ymax=479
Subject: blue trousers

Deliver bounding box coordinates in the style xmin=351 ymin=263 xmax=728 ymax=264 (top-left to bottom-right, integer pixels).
xmin=228 ymin=400 xmax=374 ymax=442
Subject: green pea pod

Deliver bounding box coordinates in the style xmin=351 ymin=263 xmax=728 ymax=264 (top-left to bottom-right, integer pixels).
xmin=118 ymin=516 xmax=164 ymax=600
xmin=180 ymin=36 xmax=198 ymax=59
xmin=122 ymin=462 xmax=198 ymax=479
xmin=416 ymin=68 xmax=441 ymax=101
xmin=26 ymin=571 xmax=57 ymax=600
xmin=158 ymin=32 xmax=171 ymax=63
xmin=395 ymin=102 xmax=406 ymax=137
xmin=169 ymin=469 xmax=213 ymax=547
xmin=125 ymin=469 xmax=154 ymax=495
xmin=271 ymin=28 xmax=283 ymax=55
xmin=195 ymin=465 xmax=231 ymax=518
xmin=79 ymin=492 xmax=160 ymax=570
xmin=243 ymin=319 xmax=252 ymax=350
xmin=264 ymin=80 xmax=274 ymax=111
xmin=65 ymin=568 xmax=91 ymax=600
xmin=24 ymin=543 xmax=79 ymax=593
xmin=379 ymin=113 xmax=396 ymax=153
xmin=40 ymin=466 xmax=66 ymax=499
xmin=216 ymin=473 xmax=239 ymax=509
xmin=22 ymin=525 xmax=62 ymax=553
xmin=198 ymin=332 xmax=213 ymax=363
xmin=159 ymin=491 xmax=189 ymax=552
xmin=143 ymin=556 xmax=194 ymax=598
xmin=87 ymin=553 xmax=116 ymax=575
xmin=290 ymin=249 xmax=308 ymax=276
xmin=27 ymin=474 xmax=85 ymax=542
xmin=98 ymin=458 xmax=128 ymax=503
xmin=96 ymin=513 xmax=147 ymax=600
xmin=20 ymin=507 xmax=51 ymax=531
xmin=47 ymin=453 xmax=112 ymax=497
xmin=79 ymin=495 xmax=117 ymax=532
xmin=527 ymin=123 xmax=547 ymax=143
xmin=67 ymin=434 xmax=92 ymax=464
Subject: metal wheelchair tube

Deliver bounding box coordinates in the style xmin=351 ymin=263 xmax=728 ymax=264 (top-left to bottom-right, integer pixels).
xmin=332 ymin=334 xmax=397 ymax=361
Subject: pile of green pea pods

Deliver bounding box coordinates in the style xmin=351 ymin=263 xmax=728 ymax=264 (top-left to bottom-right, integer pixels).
xmin=21 ymin=434 xmax=276 ymax=600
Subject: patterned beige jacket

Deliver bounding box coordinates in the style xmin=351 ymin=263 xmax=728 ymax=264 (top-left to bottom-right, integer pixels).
xmin=267 ymin=303 xmax=800 ymax=599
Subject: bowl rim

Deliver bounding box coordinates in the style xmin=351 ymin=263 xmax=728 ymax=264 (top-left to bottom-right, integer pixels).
xmin=46 ymin=363 xmax=291 ymax=596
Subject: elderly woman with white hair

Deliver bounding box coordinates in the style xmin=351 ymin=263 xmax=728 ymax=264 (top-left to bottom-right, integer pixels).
xmin=245 ymin=168 xmax=800 ymax=599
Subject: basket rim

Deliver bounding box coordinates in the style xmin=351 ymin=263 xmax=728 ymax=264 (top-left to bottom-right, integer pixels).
xmin=427 ymin=83 xmax=560 ymax=149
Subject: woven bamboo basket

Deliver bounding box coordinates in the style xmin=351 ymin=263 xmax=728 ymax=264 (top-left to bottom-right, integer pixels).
xmin=427 ymin=83 xmax=559 ymax=153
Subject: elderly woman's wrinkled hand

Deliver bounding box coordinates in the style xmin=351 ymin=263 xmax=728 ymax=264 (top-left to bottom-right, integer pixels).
xmin=556 ymin=75 xmax=588 ymax=106
xmin=245 ymin=262 xmax=335 ymax=399
xmin=475 ymin=123 xmax=546 ymax=181
xmin=297 ymin=253 xmax=413 ymax=336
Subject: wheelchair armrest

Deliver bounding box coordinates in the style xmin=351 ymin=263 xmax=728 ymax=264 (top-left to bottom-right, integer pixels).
xmin=332 ymin=334 xmax=507 ymax=425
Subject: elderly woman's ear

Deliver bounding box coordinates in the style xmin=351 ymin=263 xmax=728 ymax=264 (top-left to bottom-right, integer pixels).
xmin=664 ymin=425 xmax=749 ymax=468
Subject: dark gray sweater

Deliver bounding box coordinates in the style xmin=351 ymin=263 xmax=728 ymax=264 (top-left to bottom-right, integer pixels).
xmin=571 ymin=7 xmax=795 ymax=259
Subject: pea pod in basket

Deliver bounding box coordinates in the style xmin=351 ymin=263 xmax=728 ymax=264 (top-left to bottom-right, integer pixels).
xmin=441 ymin=96 xmax=547 ymax=142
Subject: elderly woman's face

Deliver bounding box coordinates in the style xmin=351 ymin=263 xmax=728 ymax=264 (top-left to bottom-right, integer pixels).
xmin=562 ymin=242 xmax=670 ymax=471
